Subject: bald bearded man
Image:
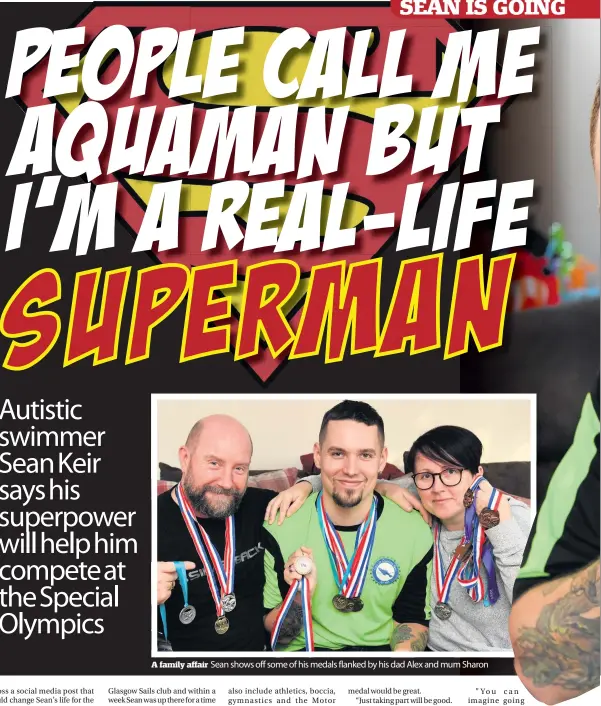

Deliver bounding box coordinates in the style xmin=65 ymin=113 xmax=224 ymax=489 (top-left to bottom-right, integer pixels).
xmin=157 ymin=415 xmax=276 ymax=651
xmin=157 ymin=413 xmax=422 ymax=651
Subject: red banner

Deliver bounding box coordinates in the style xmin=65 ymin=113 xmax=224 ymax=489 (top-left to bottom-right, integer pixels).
xmin=391 ymin=0 xmax=601 ymax=19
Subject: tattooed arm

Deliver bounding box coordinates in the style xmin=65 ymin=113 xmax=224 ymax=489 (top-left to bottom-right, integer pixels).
xmin=509 ymin=558 xmax=600 ymax=705
xmin=390 ymin=622 xmax=429 ymax=652
xmin=264 ymin=601 xmax=303 ymax=644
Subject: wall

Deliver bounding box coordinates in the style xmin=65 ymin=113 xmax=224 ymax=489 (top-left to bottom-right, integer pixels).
xmin=156 ymin=396 xmax=532 ymax=470
xmin=487 ymin=20 xmax=600 ymax=281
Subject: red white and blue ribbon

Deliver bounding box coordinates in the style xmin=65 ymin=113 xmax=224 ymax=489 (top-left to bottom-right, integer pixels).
xmin=457 ymin=478 xmax=501 ymax=606
xmin=433 ymin=521 xmax=466 ymax=607
xmin=175 ymin=484 xmax=235 ymax=618
xmin=316 ymin=492 xmax=377 ymax=599
xmin=270 ymin=574 xmax=314 ymax=651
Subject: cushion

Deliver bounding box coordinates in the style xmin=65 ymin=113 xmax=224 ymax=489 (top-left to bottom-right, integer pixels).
xmin=299 ymin=453 xmax=404 ymax=479
xmin=157 ymin=465 xmax=298 ymax=494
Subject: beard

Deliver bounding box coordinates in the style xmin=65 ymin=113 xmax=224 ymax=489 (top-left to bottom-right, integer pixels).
xmin=183 ymin=478 xmax=245 ymax=519
xmin=332 ymin=486 xmax=363 ymax=509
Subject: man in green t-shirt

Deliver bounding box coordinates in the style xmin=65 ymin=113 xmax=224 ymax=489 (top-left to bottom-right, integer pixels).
xmin=262 ymin=400 xmax=433 ymax=652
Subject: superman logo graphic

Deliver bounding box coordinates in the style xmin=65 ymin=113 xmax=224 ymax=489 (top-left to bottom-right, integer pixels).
xmin=17 ymin=2 xmax=509 ymax=382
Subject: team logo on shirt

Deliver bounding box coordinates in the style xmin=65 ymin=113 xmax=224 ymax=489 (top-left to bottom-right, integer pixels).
xmin=372 ymin=557 xmax=399 ymax=585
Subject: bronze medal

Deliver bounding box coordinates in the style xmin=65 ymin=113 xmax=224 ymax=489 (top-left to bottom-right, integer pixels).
xmin=453 ymin=544 xmax=468 ymax=561
xmin=453 ymin=542 xmax=473 ymax=564
xmin=332 ymin=594 xmax=350 ymax=612
xmin=479 ymin=508 xmax=500 ymax=529
xmin=463 ymin=488 xmax=474 ymax=508
xmin=348 ymin=598 xmax=360 ymax=612
xmin=214 ymin=615 xmax=229 ymax=634
xmin=434 ymin=602 xmax=452 ymax=621
xmin=460 ymin=543 xmax=473 ymax=565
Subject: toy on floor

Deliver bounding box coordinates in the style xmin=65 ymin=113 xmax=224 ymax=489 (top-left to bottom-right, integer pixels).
xmin=512 ymin=223 xmax=598 ymax=310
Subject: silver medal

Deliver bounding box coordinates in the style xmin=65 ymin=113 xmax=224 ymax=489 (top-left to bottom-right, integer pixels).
xmin=222 ymin=592 xmax=237 ymax=613
xmin=434 ymin=602 xmax=452 ymax=621
xmin=179 ymin=604 xmax=197 ymax=624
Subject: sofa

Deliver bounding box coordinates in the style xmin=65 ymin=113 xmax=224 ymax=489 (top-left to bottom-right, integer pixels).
xmin=158 ymin=457 xmax=531 ymax=502
xmin=462 ymin=297 xmax=600 ymax=503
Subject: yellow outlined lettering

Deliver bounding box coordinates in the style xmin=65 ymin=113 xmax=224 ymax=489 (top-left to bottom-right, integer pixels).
xmin=180 ymin=261 xmax=238 ymax=363
xmin=64 ymin=267 xmax=131 ymax=367
xmin=290 ymin=259 xmax=382 ymax=364
xmin=0 ymin=269 xmax=62 ymax=371
xmin=125 ymin=263 xmax=190 ymax=365
xmin=444 ymin=253 xmax=516 ymax=359
xmin=234 ymin=260 xmax=300 ymax=361
xmin=375 ymin=253 xmax=443 ymax=357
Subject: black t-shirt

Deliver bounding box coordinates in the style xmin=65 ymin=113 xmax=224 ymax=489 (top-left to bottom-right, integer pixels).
xmin=513 ymin=377 xmax=600 ymax=602
xmin=157 ymin=486 xmax=276 ymax=651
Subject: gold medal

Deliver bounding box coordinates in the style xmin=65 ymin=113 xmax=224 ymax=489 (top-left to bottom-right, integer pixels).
xmin=214 ymin=615 xmax=229 ymax=634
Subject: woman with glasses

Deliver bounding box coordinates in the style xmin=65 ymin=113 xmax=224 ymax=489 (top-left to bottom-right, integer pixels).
xmin=400 ymin=425 xmax=530 ymax=652
xmin=268 ymin=424 xmax=530 ymax=652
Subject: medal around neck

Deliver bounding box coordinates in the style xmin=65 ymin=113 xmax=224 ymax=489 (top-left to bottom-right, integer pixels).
xmin=174 ymin=561 xmax=197 ymax=625
xmin=348 ymin=597 xmax=364 ymax=612
xmin=434 ymin=602 xmax=452 ymax=620
xmin=463 ymin=488 xmax=474 ymax=508
xmin=215 ymin=615 xmax=230 ymax=634
xmin=332 ymin=594 xmax=351 ymax=612
xmin=175 ymin=484 xmax=236 ymax=631
xmin=221 ymin=593 xmax=237 ymax=613
xmin=317 ymin=492 xmax=377 ymax=614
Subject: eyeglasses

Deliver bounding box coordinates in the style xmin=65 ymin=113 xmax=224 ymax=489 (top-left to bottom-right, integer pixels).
xmin=412 ymin=468 xmax=464 ymax=490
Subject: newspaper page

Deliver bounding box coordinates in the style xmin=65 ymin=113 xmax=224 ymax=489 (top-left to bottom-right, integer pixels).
xmin=0 ymin=1 xmax=599 ymax=704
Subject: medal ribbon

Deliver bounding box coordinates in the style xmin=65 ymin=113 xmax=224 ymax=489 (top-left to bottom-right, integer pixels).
xmin=270 ymin=576 xmax=314 ymax=651
xmin=159 ymin=604 xmax=168 ymax=641
xmin=196 ymin=514 xmax=235 ymax=600
xmin=175 ymin=484 xmax=227 ymax=619
xmin=175 ymin=561 xmax=190 ymax=608
xmin=457 ymin=476 xmax=486 ymax=600
xmin=433 ymin=521 xmax=465 ymax=606
xmin=481 ymin=489 xmax=502 ymax=606
xmin=158 ymin=561 xmax=189 ymax=641
xmin=457 ymin=480 xmax=502 ymax=606
xmin=317 ymin=492 xmax=377 ymax=599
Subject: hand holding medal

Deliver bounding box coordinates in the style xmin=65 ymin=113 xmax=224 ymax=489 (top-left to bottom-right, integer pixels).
xmin=271 ymin=547 xmax=315 ymax=651
xmin=284 ymin=547 xmax=318 ymax=596
xmin=157 ymin=560 xmax=195 ymax=605
xmin=434 ymin=475 xmax=505 ymax=620
xmin=456 ymin=476 xmax=501 ymax=607
xmin=474 ymin=479 xmax=510 ymax=528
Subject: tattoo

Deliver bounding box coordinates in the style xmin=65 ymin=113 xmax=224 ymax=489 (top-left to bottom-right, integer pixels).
xmin=515 ymin=559 xmax=600 ymax=693
xmin=391 ymin=624 xmax=413 ymax=648
xmin=391 ymin=624 xmax=428 ymax=651
xmin=410 ymin=631 xmax=429 ymax=652
xmin=276 ymin=602 xmax=303 ymax=644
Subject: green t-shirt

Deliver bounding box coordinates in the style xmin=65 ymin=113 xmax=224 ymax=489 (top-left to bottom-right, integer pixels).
xmin=263 ymin=493 xmax=433 ymax=651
